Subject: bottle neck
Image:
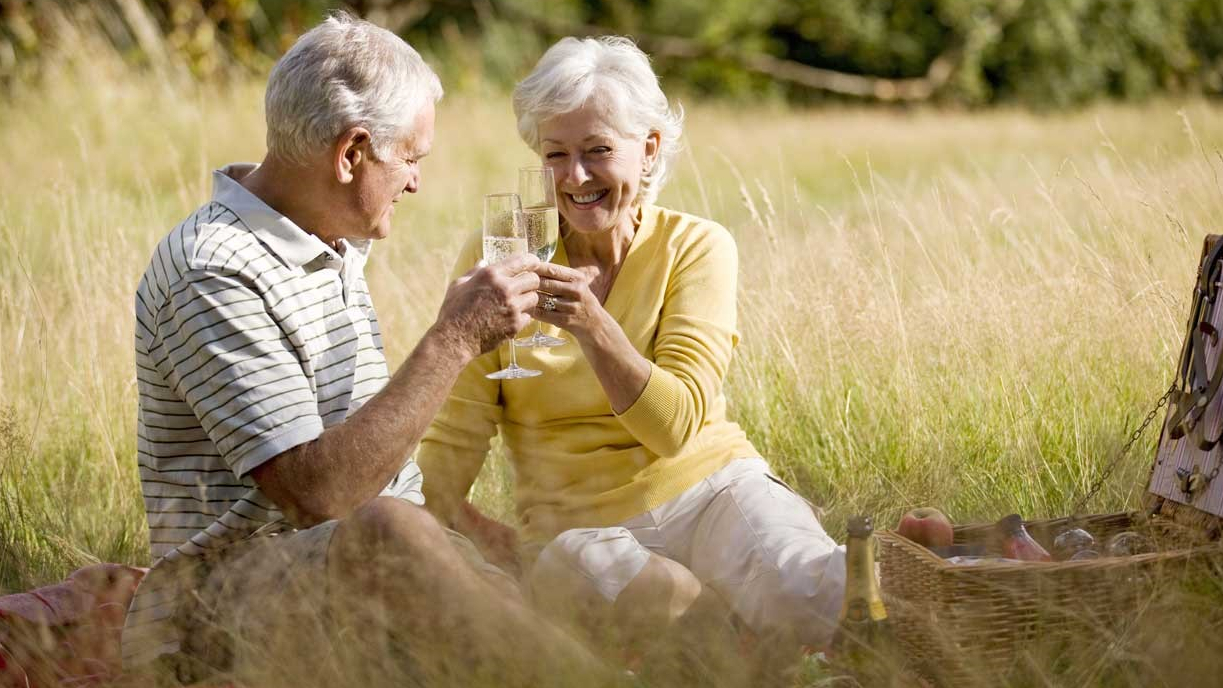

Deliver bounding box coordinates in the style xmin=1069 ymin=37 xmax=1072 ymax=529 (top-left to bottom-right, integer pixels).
xmin=841 ymin=532 xmax=887 ymax=624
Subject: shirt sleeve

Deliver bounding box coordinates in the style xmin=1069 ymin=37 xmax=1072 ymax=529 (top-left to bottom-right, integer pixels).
xmin=379 ymin=458 xmax=425 ymax=505
xmin=417 ymin=231 xmax=504 ymax=521
xmin=614 ymin=221 xmax=741 ymax=457
xmin=151 ymin=268 xmax=323 ymax=479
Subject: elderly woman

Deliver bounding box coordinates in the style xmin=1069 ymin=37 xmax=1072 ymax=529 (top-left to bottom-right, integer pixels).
xmin=418 ymin=36 xmax=845 ymax=657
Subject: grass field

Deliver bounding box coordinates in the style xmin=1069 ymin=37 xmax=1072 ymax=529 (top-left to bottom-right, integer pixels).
xmin=3 ymin=51 xmax=1223 ymax=685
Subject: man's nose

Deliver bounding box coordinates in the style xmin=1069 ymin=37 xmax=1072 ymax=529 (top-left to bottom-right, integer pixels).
xmin=404 ymin=167 xmax=420 ymax=193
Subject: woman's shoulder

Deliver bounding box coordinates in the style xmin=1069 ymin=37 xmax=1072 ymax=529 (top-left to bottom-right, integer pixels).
xmin=646 ymin=204 xmax=738 ymax=265
xmin=647 ymin=204 xmax=736 ymax=249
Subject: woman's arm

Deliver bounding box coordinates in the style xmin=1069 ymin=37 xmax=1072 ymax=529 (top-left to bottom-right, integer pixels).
xmin=417 ymin=231 xmax=505 ymax=526
xmin=533 ymin=221 xmax=740 ymax=457
xmin=417 ymin=356 xmax=503 ymax=523
xmin=559 ymin=296 xmax=652 ymax=414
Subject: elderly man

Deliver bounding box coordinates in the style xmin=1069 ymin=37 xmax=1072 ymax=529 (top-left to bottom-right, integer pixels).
xmin=121 ymin=13 xmax=617 ymax=688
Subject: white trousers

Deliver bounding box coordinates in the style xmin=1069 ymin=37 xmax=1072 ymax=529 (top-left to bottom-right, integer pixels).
xmin=528 ymin=458 xmax=846 ymax=649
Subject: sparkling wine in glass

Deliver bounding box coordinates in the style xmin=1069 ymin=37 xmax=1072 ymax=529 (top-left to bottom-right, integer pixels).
xmin=482 ymin=192 xmax=541 ymax=380
xmin=515 ymin=166 xmax=566 ymax=348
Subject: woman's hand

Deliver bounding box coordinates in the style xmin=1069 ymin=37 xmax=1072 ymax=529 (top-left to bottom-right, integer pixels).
xmin=530 ymin=262 xmax=610 ymax=341
xmin=531 ymin=262 xmax=652 ymax=414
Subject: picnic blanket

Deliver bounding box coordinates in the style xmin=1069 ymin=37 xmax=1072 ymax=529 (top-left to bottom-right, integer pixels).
xmin=0 ymin=564 xmax=145 ymax=687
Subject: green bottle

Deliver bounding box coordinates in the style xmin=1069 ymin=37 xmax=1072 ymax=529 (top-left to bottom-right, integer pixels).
xmin=832 ymin=515 xmax=899 ymax=684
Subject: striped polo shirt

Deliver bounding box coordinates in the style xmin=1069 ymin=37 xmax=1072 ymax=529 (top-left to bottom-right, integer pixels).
xmin=121 ymin=163 xmax=423 ymax=666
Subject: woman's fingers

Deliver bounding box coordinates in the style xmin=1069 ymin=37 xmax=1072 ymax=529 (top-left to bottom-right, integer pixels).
xmin=533 ymin=294 xmax=573 ymax=320
xmin=533 ymin=262 xmax=583 ymax=281
xmin=536 ymin=277 xmax=583 ymax=297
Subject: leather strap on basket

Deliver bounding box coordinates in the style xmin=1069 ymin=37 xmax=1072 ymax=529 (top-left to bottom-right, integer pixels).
xmin=1164 ymin=235 xmax=1223 ymax=450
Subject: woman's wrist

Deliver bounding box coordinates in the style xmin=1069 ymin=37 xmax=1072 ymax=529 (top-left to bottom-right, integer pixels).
xmin=574 ymin=307 xmax=653 ymax=414
xmin=574 ymin=303 xmax=617 ymax=351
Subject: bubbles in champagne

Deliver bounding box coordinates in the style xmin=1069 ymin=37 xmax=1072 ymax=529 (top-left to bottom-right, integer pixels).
xmin=522 ymin=205 xmax=559 ymax=262
xmin=482 ymin=236 xmax=527 ymax=264
xmin=485 ymin=209 xmax=519 ymax=236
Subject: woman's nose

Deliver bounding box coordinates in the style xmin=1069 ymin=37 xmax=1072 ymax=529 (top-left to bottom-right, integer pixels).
xmin=566 ymin=160 xmax=591 ymax=185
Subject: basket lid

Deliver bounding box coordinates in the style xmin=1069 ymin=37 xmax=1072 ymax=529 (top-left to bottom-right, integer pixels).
xmin=1146 ymin=234 xmax=1223 ymax=538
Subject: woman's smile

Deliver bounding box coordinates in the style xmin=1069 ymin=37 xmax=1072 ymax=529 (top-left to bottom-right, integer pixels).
xmin=567 ymin=189 xmax=609 ymax=206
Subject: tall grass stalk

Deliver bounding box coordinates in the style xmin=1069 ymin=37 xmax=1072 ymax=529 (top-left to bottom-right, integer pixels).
xmin=2 ymin=50 xmax=1223 ymax=685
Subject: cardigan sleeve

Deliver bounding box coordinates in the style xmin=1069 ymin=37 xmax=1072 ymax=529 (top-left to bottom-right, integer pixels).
xmin=614 ymin=220 xmax=741 ymax=458
xmin=417 ymin=231 xmax=504 ymax=522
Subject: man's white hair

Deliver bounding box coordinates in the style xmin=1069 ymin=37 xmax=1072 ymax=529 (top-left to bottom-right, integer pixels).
xmin=513 ymin=36 xmax=683 ymax=206
xmin=265 ymin=11 xmax=443 ymax=164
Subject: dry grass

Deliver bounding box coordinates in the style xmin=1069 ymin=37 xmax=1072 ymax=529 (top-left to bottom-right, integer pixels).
xmin=3 ymin=48 xmax=1223 ymax=685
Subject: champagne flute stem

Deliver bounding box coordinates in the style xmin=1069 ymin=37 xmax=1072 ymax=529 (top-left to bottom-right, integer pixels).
xmin=509 ymin=338 xmax=521 ymax=369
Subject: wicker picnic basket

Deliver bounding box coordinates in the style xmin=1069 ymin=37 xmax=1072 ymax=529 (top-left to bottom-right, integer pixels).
xmin=877 ymin=235 xmax=1223 ymax=686
xmin=877 ymin=513 xmax=1208 ymax=684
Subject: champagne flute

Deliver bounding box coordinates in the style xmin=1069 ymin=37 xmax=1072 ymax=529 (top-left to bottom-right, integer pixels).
xmin=514 ymin=166 xmax=566 ymax=348
xmin=482 ymin=192 xmax=541 ymax=380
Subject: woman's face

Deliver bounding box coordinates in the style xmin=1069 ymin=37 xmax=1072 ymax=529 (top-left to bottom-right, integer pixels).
xmin=539 ymin=102 xmax=659 ymax=236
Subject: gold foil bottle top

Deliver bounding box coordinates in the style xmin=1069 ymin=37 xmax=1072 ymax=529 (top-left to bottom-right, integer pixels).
xmin=846 ymin=515 xmax=874 ymax=539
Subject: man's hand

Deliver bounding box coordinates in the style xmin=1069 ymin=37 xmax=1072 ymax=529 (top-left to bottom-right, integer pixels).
xmin=457 ymin=501 xmax=522 ymax=578
xmin=435 ymin=253 xmax=541 ymax=359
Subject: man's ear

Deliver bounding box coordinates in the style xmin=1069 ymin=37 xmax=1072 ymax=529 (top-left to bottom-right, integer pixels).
xmin=333 ymin=127 xmax=373 ymax=184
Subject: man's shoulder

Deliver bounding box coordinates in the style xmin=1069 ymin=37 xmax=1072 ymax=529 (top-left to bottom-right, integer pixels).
xmin=138 ymin=201 xmax=265 ymax=301
xmin=171 ymin=201 xmax=266 ymax=272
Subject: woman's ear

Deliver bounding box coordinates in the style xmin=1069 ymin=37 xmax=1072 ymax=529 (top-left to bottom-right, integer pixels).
xmin=643 ymin=130 xmax=661 ymax=172
xmin=333 ymin=127 xmax=373 ymax=184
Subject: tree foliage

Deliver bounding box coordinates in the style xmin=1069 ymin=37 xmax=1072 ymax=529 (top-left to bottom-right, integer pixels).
xmin=2 ymin=0 xmax=1220 ymax=106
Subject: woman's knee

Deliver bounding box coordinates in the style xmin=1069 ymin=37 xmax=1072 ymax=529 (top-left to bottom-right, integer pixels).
xmin=528 ymin=527 xmax=651 ymax=608
xmin=616 ymin=553 xmax=703 ymax=622
xmin=731 ymin=545 xmax=846 ymax=649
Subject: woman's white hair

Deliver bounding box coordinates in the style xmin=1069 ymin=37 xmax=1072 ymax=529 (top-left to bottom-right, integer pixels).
xmin=264 ymin=11 xmax=443 ymax=164
xmin=513 ymin=36 xmax=683 ymax=206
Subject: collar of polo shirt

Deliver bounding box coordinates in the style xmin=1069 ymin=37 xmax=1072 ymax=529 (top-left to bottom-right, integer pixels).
xmin=212 ymin=164 xmax=369 ymax=269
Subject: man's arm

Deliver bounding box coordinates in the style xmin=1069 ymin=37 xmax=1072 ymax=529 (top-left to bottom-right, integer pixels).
xmin=253 ymin=253 xmax=541 ymax=527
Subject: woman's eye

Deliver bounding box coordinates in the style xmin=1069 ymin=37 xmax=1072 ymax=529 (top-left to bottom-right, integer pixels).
xmin=544 ymin=151 xmax=566 ymax=159
xmin=591 ymin=146 xmax=611 ymax=154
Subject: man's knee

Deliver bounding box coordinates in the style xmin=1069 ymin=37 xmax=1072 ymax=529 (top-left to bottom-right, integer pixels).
xmin=333 ymin=496 xmax=445 ymax=563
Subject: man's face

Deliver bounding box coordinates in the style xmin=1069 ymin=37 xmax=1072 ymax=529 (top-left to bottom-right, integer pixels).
xmin=347 ymin=102 xmax=435 ymax=242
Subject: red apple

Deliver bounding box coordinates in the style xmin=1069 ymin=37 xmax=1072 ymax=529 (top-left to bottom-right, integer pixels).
xmin=897 ymin=507 xmax=954 ymax=549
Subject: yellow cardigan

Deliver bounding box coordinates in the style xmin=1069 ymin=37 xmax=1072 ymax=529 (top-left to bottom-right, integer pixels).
xmin=418 ymin=204 xmax=759 ymax=544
